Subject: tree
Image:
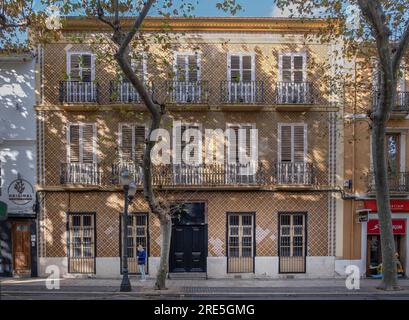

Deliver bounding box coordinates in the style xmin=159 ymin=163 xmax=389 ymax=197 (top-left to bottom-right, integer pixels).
xmin=274 ymin=0 xmax=409 ymax=291
xmin=0 ymin=0 xmax=241 ymax=290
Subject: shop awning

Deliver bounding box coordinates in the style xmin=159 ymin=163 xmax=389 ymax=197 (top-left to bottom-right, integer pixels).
xmin=364 ymin=200 xmax=409 ymax=213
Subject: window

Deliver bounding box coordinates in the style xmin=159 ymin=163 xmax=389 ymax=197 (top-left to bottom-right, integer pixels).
xmin=174 ymin=52 xmax=200 ymax=82
xmin=67 ymin=124 xmax=97 ymax=163
xmin=279 ymin=53 xmax=306 ymax=83
xmin=119 ymin=124 xmax=146 ymax=164
xmin=278 ymin=124 xmax=307 ymax=163
xmin=124 ymin=213 xmax=148 ymax=274
xmin=227 ymin=124 xmax=255 ymax=164
xmin=228 ymin=53 xmax=255 ymax=82
xmin=67 ymin=52 xmax=95 ymax=82
xmin=227 ymin=213 xmax=254 ymax=273
xmin=130 ymin=54 xmax=147 ymax=82
xmin=173 ymin=122 xmax=202 ymax=165
xmin=386 ymin=133 xmax=401 ymax=173
xmin=372 ymin=58 xmax=405 ymax=92
xmin=279 ymin=213 xmax=306 ymax=273
xmin=67 ymin=213 xmax=95 ymax=274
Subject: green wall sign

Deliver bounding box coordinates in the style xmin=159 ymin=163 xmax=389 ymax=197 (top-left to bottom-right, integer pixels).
xmin=0 ymin=201 xmax=8 ymax=221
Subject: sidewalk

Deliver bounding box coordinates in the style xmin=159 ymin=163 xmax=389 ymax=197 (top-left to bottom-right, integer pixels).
xmin=2 ymin=277 xmax=409 ymax=298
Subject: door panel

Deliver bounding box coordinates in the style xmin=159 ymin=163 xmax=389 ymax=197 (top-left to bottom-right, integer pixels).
xmin=170 ymin=225 xmax=206 ymax=272
xmin=12 ymin=222 xmax=31 ymax=272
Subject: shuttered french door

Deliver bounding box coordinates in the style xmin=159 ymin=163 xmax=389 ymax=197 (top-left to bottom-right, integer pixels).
xmin=278 ymin=213 xmax=307 ymax=273
xmin=67 ymin=213 xmax=96 ymax=274
xmin=227 ymin=213 xmax=255 ymax=273
xmin=278 ymin=123 xmax=309 ymax=184
xmin=119 ymin=124 xmax=146 ymax=164
xmin=226 ymin=124 xmax=256 ymax=184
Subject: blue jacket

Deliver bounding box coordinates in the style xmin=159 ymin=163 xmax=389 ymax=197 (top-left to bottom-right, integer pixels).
xmin=137 ymin=249 xmax=146 ymax=265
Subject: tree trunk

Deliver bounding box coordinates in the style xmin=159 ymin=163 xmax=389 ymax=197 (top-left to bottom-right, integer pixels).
xmin=372 ymin=120 xmax=399 ymax=291
xmin=154 ymin=216 xmax=172 ymax=290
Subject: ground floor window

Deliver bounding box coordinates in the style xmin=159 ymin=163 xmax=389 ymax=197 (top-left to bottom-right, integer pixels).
xmin=227 ymin=212 xmax=255 ymax=273
xmin=122 ymin=213 xmax=148 ymax=274
xmin=278 ymin=212 xmax=307 ymax=273
xmin=67 ymin=213 xmax=96 ymax=274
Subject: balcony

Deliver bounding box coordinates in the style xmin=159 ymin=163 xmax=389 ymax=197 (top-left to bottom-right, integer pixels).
xmin=60 ymin=163 xmax=101 ymax=185
xmin=367 ymin=171 xmax=409 ymax=193
xmin=273 ymin=162 xmax=316 ymax=187
xmin=275 ymin=82 xmax=326 ymax=111
xmin=220 ymin=81 xmax=264 ymax=109
xmin=109 ymin=80 xmax=143 ymax=103
xmin=373 ymin=91 xmax=409 ymax=119
xmin=111 ymin=162 xmax=265 ymax=187
xmin=167 ymin=81 xmax=208 ymax=104
xmin=59 ymin=81 xmax=99 ymax=104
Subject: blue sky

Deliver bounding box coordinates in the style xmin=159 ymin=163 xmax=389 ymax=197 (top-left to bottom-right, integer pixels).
xmin=176 ymin=0 xmax=277 ymax=17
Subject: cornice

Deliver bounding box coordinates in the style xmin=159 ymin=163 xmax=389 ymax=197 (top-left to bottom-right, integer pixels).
xmin=61 ymin=16 xmax=328 ymax=34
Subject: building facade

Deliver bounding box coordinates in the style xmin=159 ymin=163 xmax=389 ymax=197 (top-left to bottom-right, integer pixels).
xmin=35 ymin=17 xmax=345 ymax=279
xmin=0 ymin=52 xmax=38 ymax=277
xmin=341 ymin=55 xmax=409 ymax=278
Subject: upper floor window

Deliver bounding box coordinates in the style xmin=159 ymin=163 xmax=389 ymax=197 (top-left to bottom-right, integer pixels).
xmin=372 ymin=58 xmax=406 ymax=92
xmin=278 ymin=123 xmax=307 ymax=163
xmin=279 ymin=53 xmax=306 ymax=83
xmin=173 ymin=122 xmax=202 ymax=165
xmin=67 ymin=123 xmax=97 ymax=163
xmin=228 ymin=53 xmax=255 ymax=82
xmin=174 ymin=52 xmax=200 ymax=82
xmin=119 ymin=124 xmax=146 ymax=164
xmin=67 ymin=52 xmax=95 ymax=82
xmin=226 ymin=124 xmax=255 ymax=165
xmin=386 ymin=133 xmax=401 ymax=173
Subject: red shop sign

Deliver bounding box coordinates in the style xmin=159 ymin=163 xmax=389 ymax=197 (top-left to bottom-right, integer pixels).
xmin=367 ymin=219 xmax=406 ymax=235
xmin=364 ymin=200 xmax=409 ymax=213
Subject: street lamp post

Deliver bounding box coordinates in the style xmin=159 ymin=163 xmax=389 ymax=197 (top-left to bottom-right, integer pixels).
xmin=120 ymin=168 xmax=137 ymax=292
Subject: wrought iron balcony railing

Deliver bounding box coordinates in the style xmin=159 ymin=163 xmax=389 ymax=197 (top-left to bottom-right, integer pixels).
xmin=167 ymin=81 xmax=209 ymax=104
xmin=109 ymin=80 xmax=143 ymax=103
xmin=275 ymin=82 xmax=323 ymax=105
xmin=373 ymin=91 xmax=409 ymax=112
xmin=59 ymin=81 xmax=99 ymax=103
xmin=367 ymin=171 xmax=409 ymax=193
xmin=220 ymin=81 xmax=264 ymax=104
xmin=273 ymin=162 xmax=316 ymax=185
xmin=112 ymin=162 xmax=265 ymax=186
xmin=60 ymin=163 xmax=101 ymax=185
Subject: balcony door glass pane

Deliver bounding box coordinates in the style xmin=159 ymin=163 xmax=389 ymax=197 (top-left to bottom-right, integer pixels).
xmin=386 ymin=134 xmax=400 ymax=173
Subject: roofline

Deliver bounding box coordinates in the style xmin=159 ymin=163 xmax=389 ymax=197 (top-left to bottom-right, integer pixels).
xmin=61 ymin=16 xmax=329 ymax=33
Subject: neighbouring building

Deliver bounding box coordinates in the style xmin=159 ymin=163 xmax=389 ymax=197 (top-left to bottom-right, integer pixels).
xmin=0 ymin=51 xmax=38 ymax=277
xmin=342 ymin=54 xmax=409 ymax=278
xmin=34 ymin=17 xmax=346 ymax=279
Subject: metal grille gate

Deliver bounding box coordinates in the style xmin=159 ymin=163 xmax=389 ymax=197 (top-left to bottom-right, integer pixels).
xmin=278 ymin=213 xmax=306 ymax=273
xmin=227 ymin=213 xmax=255 ymax=273
xmin=67 ymin=213 xmax=96 ymax=273
xmin=123 ymin=213 xmax=148 ymax=274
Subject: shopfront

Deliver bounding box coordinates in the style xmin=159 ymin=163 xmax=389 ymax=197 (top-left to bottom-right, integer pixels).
xmin=363 ymin=200 xmax=409 ymax=278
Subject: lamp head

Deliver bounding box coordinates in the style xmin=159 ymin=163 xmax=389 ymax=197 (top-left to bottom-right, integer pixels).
xmin=128 ymin=182 xmax=137 ymax=199
xmin=120 ymin=168 xmax=131 ymax=186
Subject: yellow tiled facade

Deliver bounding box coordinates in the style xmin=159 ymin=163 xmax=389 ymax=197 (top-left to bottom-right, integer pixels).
xmin=36 ymin=17 xmax=341 ymax=278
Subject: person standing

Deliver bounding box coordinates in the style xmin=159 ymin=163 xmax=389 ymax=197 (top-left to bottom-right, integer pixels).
xmin=137 ymin=244 xmax=146 ymax=281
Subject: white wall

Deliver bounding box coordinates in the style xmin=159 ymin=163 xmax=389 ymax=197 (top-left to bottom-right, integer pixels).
xmin=0 ymin=56 xmax=36 ymax=215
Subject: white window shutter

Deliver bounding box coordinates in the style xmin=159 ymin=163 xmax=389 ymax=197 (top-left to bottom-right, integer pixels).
xmin=280 ymin=125 xmax=292 ymax=162
xmin=293 ymin=125 xmax=306 ymax=162
xmin=120 ymin=124 xmax=134 ymax=162
xmin=135 ymin=125 xmax=146 ymax=164
xmin=69 ymin=125 xmax=80 ymax=163
xmin=82 ymin=124 xmax=95 ymax=163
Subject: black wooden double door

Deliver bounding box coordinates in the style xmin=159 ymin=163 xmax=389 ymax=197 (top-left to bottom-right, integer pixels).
xmin=170 ymin=224 xmax=207 ymax=273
